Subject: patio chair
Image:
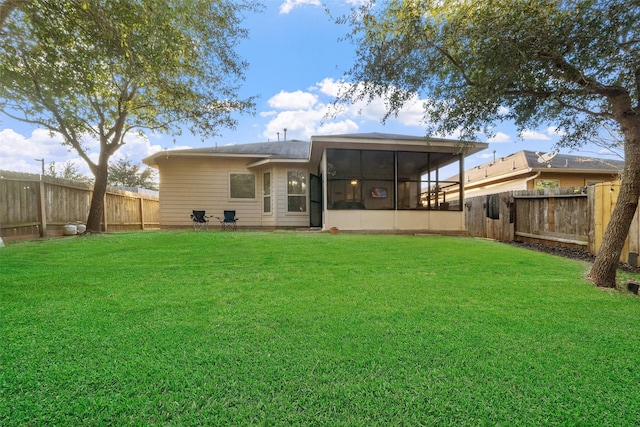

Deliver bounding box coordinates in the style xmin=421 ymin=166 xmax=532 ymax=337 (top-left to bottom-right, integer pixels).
xmin=190 ymin=210 xmax=210 ymax=231
xmin=216 ymin=210 xmax=238 ymax=231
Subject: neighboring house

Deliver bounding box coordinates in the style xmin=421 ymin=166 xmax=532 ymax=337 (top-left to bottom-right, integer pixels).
xmin=448 ymin=150 xmax=624 ymax=200
xmin=142 ymin=132 xmax=487 ymax=232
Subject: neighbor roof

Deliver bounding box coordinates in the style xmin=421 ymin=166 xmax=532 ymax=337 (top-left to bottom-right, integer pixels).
xmin=457 ymin=150 xmax=624 ymax=187
xmin=521 ymin=150 xmax=624 ymax=171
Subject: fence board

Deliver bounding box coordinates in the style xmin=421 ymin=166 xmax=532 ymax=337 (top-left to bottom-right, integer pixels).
xmin=467 ymin=187 xmax=590 ymax=247
xmin=466 ymin=183 xmax=640 ymax=265
xmin=592 ymin=182 xmax=640 ymax=266
xmin=1 ymin=170 xmax=159 ymax=241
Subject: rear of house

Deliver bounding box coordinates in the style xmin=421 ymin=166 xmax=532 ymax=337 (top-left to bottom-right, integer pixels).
xmin=143 ymin=132 xmax=488 ymax=233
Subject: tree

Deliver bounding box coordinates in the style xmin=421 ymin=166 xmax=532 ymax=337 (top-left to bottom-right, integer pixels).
xmin=336 ymin=0 xmax=640 ymax=288
xmin=48 ymin=160 xmax=92 ymax=183
xmin=108 ymin=158 xmax=156 ymax=190
xmin=0 ymin=0 xmax=258 ymax=232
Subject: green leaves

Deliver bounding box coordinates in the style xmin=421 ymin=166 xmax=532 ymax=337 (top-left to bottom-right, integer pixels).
xmin=0 ymin=0 xmax=260 ymax=156
xmin=107 ymin=158 xmax=157 ymax=190
xmin=338 ymin=0 xmax=639 ymax=146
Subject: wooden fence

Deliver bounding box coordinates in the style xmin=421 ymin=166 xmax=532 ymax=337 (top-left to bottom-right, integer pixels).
xmin=465 ymin=182 xmax=640 ymax=266
xmin=592 ymin=182 xmax=640 ymax=267
xmin=0 ymin=170 xmax=159 ymax=242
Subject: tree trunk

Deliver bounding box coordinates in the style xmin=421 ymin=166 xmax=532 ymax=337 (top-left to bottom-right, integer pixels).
xmin=589 ymin=129 xmax=640 ymax=288
xmin=86 ymin=161 xmax=109 ymax=233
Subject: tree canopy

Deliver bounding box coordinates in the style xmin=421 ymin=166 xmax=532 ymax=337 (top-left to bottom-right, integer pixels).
xmin=0 ymin=0 xmax=259 ymax=231
xmin=108 ymin=158 xmax=157 ymax=190
xmin=48 ymin=160 xmax=92 ymax=183
xmin=337 ymin=0 xmax=639 ymax=287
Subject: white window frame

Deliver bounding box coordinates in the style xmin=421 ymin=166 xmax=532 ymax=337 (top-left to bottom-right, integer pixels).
xmin=229 ymin=172 xmax=256 ymax=200
xmin=263 ymin=171 xmax=272 ymax=214
xmin=287 ymin=170 xmax=307 ymax=214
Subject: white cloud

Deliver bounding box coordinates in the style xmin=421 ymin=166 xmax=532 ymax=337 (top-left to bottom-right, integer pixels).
xmin=546 ymin=126 xmax=566 ymax=137
xmin=521 ymin=129 xmax=551 ymax=141
xmin=314 ymin=77 xmax=345 ymax=97
xmin=394 ymin=98 xmax=426 ymax=127
xmin=316 ymin=119 xmax=359 ymax=135
xmin=279 ymin=0 xmax=321 ymax=15
xmin=0 ymin=128 xmax=70 ymax=173
xmin=497 ymin=106 xmax=510 ymax=116
xmin=261 ymin=108 xmax=327 ymax=141
xmin=487 ymin=132 xmax=510 ymax=143
xmin=259 ymin=78 xmax=433 ymax=141
xmin=0 ymin=127 xmax=165 ymax=175
xmin=268 ymin=90 xmax=319 ymax=110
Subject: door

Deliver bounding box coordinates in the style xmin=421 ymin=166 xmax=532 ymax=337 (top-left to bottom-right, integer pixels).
xmin=310 ymin=174 xmax=322 ymax=227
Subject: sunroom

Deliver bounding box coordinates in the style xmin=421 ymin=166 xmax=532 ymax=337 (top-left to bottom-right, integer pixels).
xmin=309 ymin=133 xmax=488 ymax=232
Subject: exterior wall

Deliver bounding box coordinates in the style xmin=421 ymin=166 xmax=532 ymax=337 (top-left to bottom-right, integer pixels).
xmin=318 ymin=149 xmax=465 ymax=232
xmin=271 ymin=166 xmax=310 ymax=228
xmin=526 ymin=172 xmax=620 ymax=189
xmin=464 ymin=178 xmax=530 ymax=200
xmin=324 ymin=209 xmax=465 ymax=232
xmin=462 ymin=172 xmax=621 ymax=200
xmin=157 ymin=157 xmax=310 ymax=228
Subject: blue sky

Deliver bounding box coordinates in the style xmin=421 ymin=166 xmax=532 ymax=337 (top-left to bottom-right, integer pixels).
xmin=0 ymin=0 xmax=618 ymax=176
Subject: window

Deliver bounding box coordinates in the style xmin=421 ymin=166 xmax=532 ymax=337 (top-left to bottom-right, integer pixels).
xmin=230 ymin=173 xmax=255 ymax=199
xmin=326 ymin=148 xmax=462 ymax=211
xmin=534 ymin=179 xmax=560 ymax=189
xmin=287 ymin=170 xmax=307 ymax=212
xmin=263 ymin=172 xmax=271 ymax=213
xmin=327 ymin=150 xmax=394 ymax=210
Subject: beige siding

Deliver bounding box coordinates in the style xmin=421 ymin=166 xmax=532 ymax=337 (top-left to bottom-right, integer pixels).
xmin=273 ymin=167 xmax=311 ymax=228
xmin=527 ymin=172 xmax=620 ymax=189
xmin=464 ymin=178 xmax=529 ymax=200
xmin=258 ymin=168 xmax=277 ymax=227
xmin=157 ymin=158 xmax=310 ymax=228
xmin=324 ymin=209 xmax=465 ymax=232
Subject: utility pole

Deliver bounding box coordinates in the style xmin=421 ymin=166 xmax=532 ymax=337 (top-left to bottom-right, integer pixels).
xmin=34 ymin=158 xmax=44 ymax=177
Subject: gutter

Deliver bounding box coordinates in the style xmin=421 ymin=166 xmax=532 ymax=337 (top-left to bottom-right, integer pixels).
xmin=465 ymin=168 xmax=536 ymax=190
xmin=524 ymin=171 xmax=541 ymax=188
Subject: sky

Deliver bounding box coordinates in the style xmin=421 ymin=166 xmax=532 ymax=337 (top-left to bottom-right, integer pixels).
xmin=0 ymin=0 xmax=621 ymax=178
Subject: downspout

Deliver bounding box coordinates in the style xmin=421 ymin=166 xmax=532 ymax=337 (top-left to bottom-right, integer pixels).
xmin=524 ymin=171 xmax=541 ymax=189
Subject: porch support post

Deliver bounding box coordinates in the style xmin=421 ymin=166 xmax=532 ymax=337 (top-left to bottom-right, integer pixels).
xmin=459 ymin=153 xmax=465 ymax=206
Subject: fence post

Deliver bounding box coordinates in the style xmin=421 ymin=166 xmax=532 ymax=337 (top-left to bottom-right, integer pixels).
xmin=139 ymin=197 xmax=145 ymax=230
xmin=37 ymin=178 xmax=47 ymax=237
xmin=102 ymin=192 xmax=108 ymax=232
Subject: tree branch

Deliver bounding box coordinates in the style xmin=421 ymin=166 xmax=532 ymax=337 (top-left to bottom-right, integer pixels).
xmin=544 ymin=51 xmax=627 ymax=98
xmin=0 ymin=0 xmax=26 ymax=35
xmin=417 ymin=40 xmax=476 ymax=87
xmin=19 ymin=50 xmax=98 ymax=172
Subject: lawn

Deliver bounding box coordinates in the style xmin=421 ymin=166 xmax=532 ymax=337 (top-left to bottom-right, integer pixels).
xmin=1 ymin=231 xmax=639 ymax=425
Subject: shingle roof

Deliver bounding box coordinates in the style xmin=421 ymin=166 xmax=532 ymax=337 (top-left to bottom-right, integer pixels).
xmin=318 ymin=132 xmax=429 ymax=141
xmin=211 ymin=140 xmax=310 ymax=159
xmin=143 ymin=140 xmax=310 ymax=164
xmin=522 ymin=150 xmax=624 ymax=171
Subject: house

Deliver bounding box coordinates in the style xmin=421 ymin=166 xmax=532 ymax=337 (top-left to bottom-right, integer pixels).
xmin=453 ymin=150 xmax=624 ymax=200
xmin=142 ymin=132 xmax=488 ymax=232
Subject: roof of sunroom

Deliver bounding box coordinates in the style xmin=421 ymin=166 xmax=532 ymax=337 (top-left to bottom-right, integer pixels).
xmin=308 ymin=132 xmax=488 ymax=168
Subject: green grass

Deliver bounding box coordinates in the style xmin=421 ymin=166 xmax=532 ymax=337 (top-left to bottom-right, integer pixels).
xmin=1 ymin=231 xmax=640 ymax=425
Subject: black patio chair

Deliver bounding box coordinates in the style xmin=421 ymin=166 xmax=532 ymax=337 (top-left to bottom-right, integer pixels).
xmin=216 ymin=210 xmax=238 ymax=231
xmin=190 ymin=210 xmax=210 ymax=231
